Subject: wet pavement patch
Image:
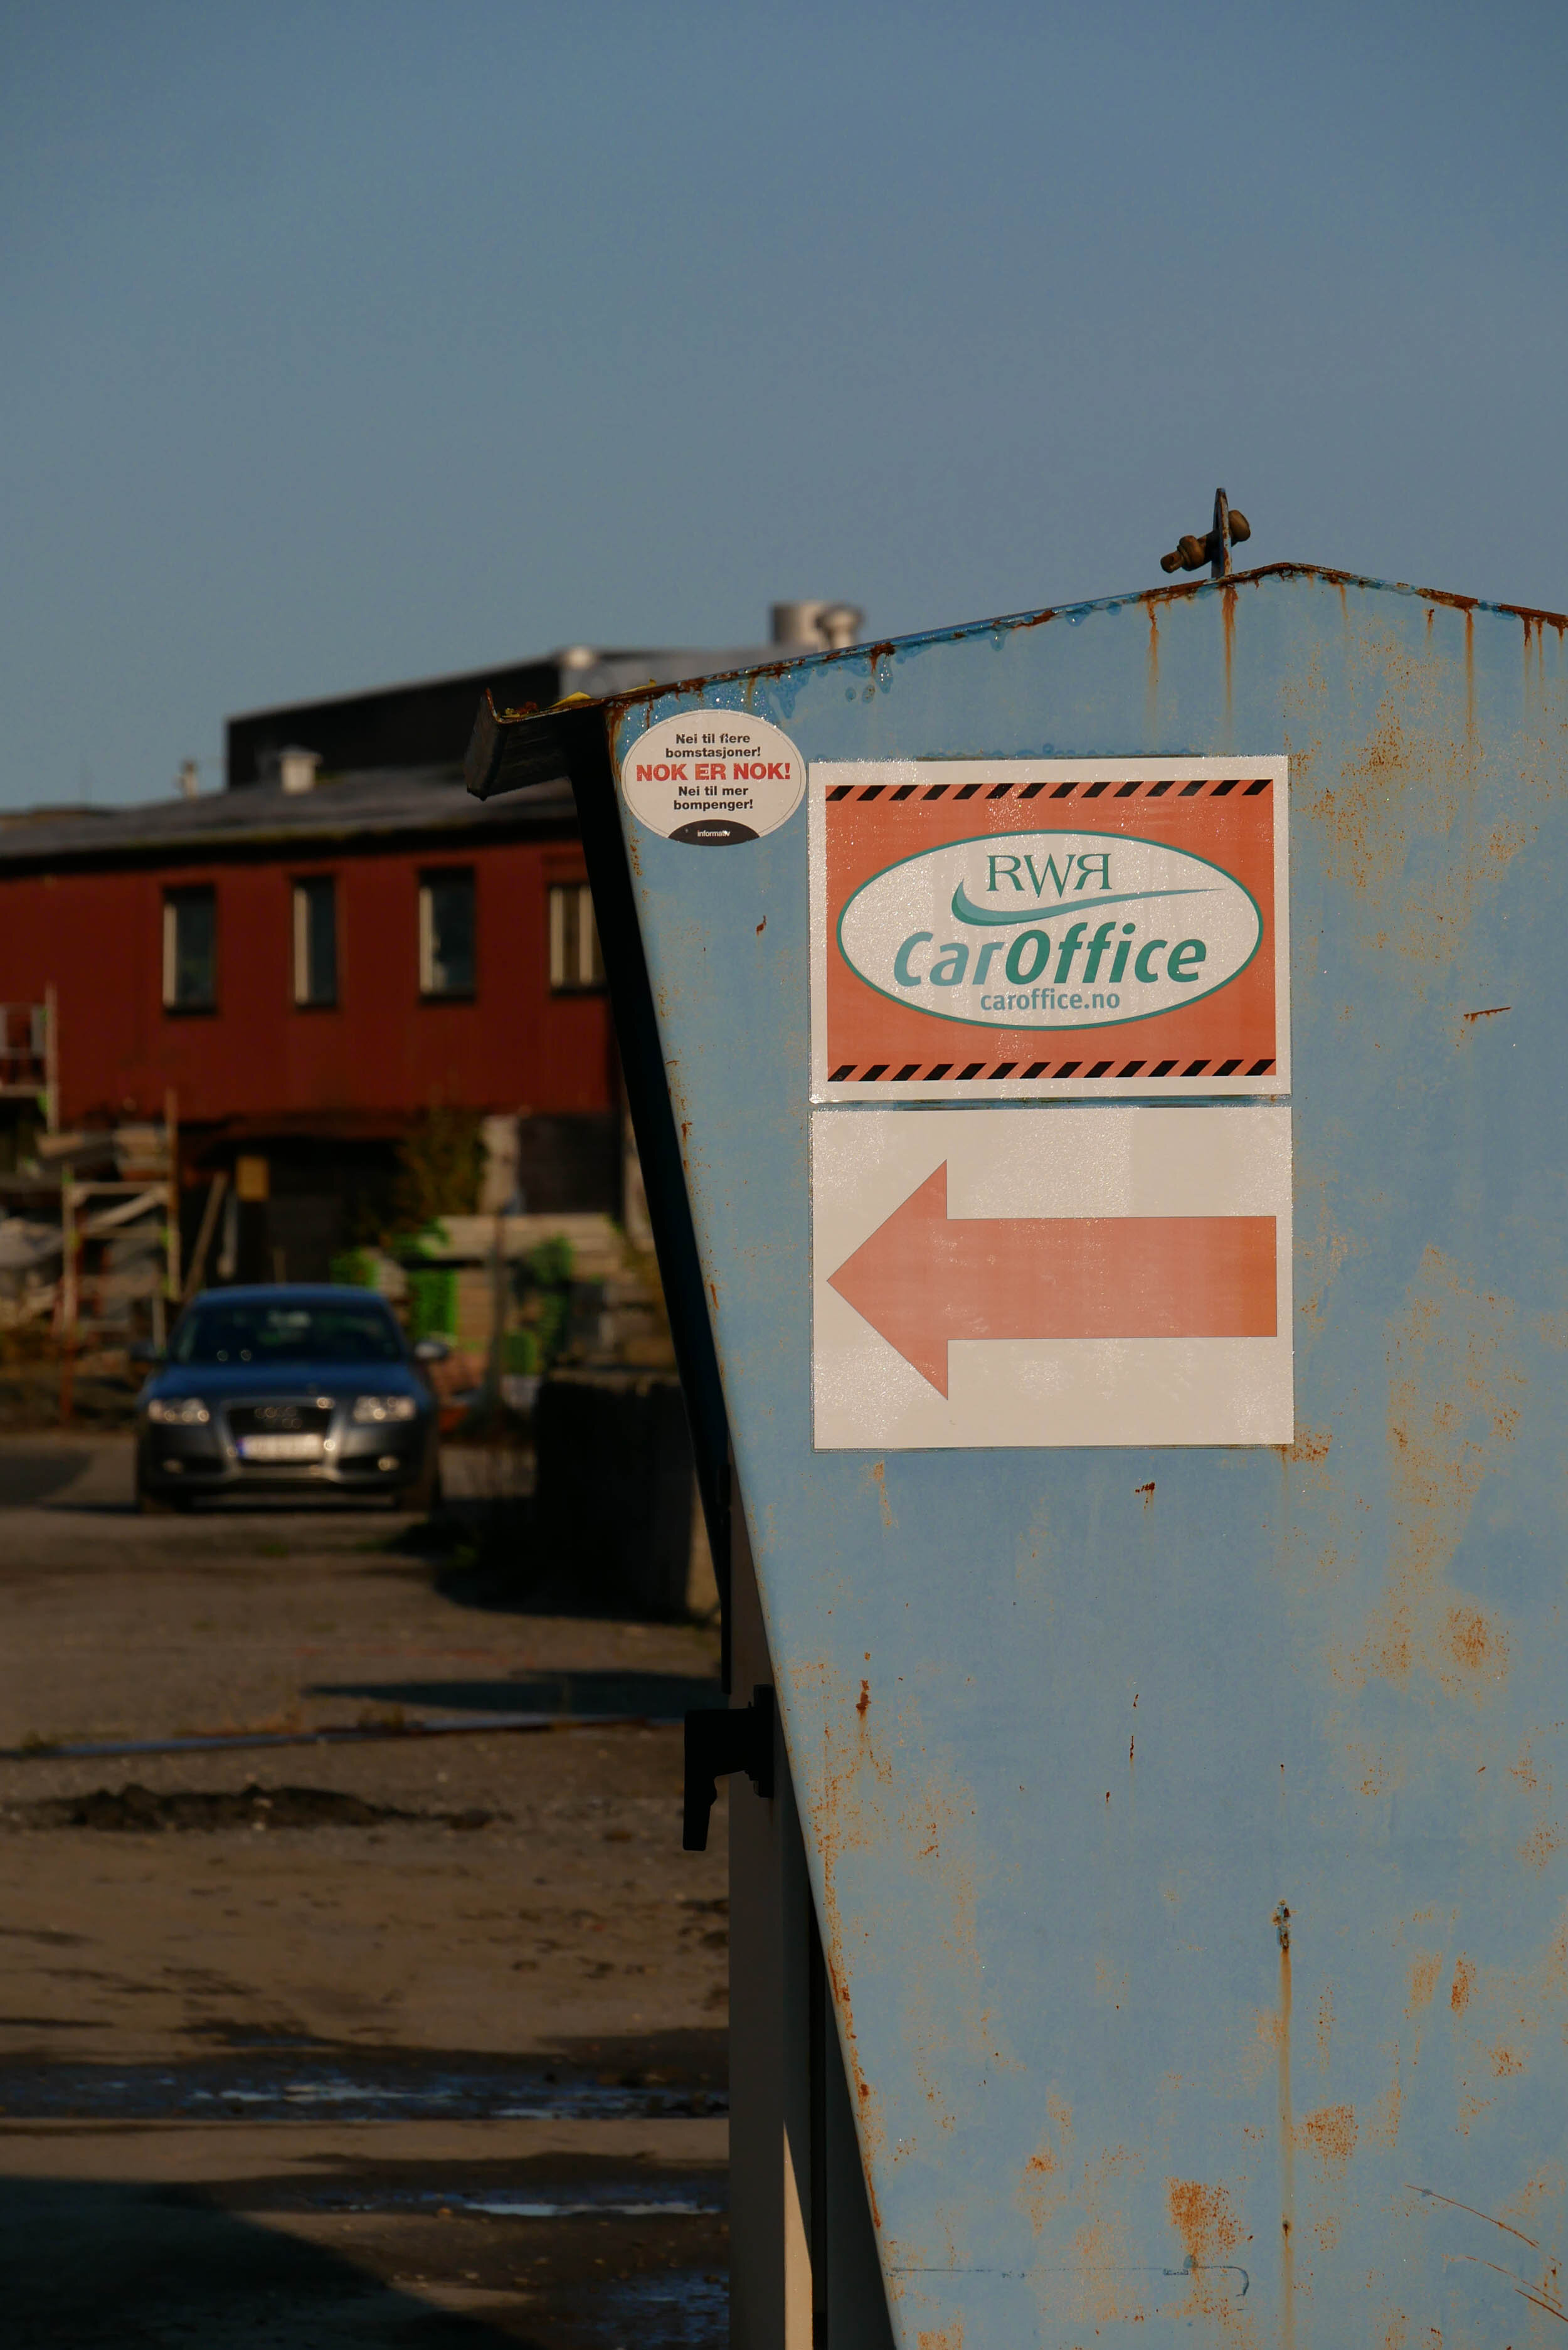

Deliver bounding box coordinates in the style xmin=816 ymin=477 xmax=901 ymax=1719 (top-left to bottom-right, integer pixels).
xmin=0 ymin=2050 xmax=728 ymax=2124
xmin=301 ymin=2181 xmax=726 ymax=2221
xmin=598 ymin=2268 xmax=728 ymax=2347
xmin=307 ymin=1668 xmax=723 ymax=1718
xmin=1 ymin=1781 xmax=501 ymax=1833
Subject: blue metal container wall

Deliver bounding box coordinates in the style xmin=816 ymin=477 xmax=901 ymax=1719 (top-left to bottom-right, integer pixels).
xmin=612 ymin=569 xmax=1568 ymax=2347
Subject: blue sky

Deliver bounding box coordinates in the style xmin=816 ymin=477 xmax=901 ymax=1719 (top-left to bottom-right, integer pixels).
xmin=1 ymin=0 xmax=1564 ymax=806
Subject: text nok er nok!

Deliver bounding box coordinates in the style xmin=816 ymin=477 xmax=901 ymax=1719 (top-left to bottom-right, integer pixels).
xmin=634 ymin=758 xmax=793 ymax=785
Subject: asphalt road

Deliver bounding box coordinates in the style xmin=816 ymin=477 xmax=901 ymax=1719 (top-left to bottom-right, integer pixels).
xmin=0 ymin=1435 xmax=729 ymax=2347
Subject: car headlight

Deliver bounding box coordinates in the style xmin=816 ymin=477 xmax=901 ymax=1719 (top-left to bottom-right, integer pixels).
xmin=351 ymin=1394 xmax=418 ymax=1424
xmin=146 ymin=1397 xmax=210 ymax=1425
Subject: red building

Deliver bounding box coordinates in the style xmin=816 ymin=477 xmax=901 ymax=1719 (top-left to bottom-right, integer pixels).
xmin=0 ymin=617 xmax=863 ymax=1283
xmin=0 ymin=759 xmax=615 ymax=1279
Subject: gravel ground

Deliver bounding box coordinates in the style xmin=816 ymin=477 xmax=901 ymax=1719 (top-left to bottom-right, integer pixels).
xmin=0 ymin=1435 xmax=730 ymax=2346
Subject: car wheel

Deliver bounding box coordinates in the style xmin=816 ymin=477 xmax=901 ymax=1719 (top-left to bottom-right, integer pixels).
xmin=136 ymin=1481 xmax=190 ymax=1515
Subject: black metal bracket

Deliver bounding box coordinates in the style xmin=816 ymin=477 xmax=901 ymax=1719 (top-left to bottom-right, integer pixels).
xmin=683 ymin=1686 xmax=774 ymax=1851
xmin=466 ymin=696 xmax=735 ymax=1691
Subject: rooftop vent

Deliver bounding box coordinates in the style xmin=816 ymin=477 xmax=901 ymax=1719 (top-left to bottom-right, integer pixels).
xmin=278 ymin=746 xmax=321 ymax=795
xmin=771 ymin=601 xmax=865 ymax=652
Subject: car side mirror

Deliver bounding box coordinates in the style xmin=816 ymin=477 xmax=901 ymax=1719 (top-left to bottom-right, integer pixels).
xmin=129 ymin=1341 xmax=166 ymax=1366
xmin=413 ymin=1336 xmax=450 ymax=1363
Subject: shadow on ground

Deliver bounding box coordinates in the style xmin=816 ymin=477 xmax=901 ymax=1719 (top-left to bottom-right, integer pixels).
xmin=384 ymin=1505 xmax=707 ymax=1632
xmin=0 ymin=2178 xmax=523 ymax=2347
xmin=0 ymin=1447 xmax=95 ymax=1508
xmin=304 ymin=1670 xmax=722 ymax=1719
xmin=0 ymin=2159 xmax=729 ymax=2345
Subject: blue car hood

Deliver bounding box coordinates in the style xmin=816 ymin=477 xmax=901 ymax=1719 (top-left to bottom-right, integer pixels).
xmin=143 ymin=1363 xmax=427 ymax=1403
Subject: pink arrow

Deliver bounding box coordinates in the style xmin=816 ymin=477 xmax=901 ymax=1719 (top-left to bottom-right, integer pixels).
xmin=827 ymin=1162 xmax=1276 ymax=1396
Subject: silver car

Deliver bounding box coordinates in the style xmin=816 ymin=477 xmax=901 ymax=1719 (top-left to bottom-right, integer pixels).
xmin=134 ymin=1284 xmax=445 ymax=1513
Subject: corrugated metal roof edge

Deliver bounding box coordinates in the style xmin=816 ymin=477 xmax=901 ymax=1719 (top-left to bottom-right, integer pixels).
xmin=223 ymin=645 xmax=758 ymax=729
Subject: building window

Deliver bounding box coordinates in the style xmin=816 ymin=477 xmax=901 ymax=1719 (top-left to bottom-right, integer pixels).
xmin=292 ymin=876 xmax=337 ymax=1007
xmin=162 ymin=886 xmax=216 ymax=1011
xmin=419 ymin=869 xmax=475 ymax=998
xmin=548 ymin=882 xmax=605 ymax=991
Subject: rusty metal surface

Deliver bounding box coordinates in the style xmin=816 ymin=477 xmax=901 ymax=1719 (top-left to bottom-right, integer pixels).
xmin=573 ymin=566 xmax=1568 ymax=2344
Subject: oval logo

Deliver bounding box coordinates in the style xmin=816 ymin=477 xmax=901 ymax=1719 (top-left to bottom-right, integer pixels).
xmin=837 ymin=828 xmax=1261 ymax=1029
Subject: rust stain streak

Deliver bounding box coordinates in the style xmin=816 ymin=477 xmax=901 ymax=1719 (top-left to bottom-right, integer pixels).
xmin=1406 ymin=1952 xmax=1443 ymax=2011
xmin=1276 ymin=1902 xmax=1295 ymax=2350
xmin=1464 ymin=606 xmax=1476 ymax=741
xmin=1281 ymin=1428 xmax=1332 ymax=1464
xmin=1461 ymin=1005 xmax=1510 ymax=1023
xmin=807 ymin=1654 xmax=995 ymax=2233
xmin=1221 ymin=582 xmax=1236 ymax=730
xmin=1344 ymin=1248 xmax=1523 ymax=1695
xmin=1296 ymin=628 xmax=1544 ymax=968
xmin=1445 ymin=1607 xmax=1502 ymax=1675
xmin=1164 ymin=2179 xmax=1249 ymax=2323
xmin=1447 ymin=2254 xmax=1568 ymax=2327
xmin=1298 ymin=2102 xmax=1357 ymax=2166
xmin=1407 ymin=2183 xmax=1540 ymax=2248
xmin=1144 ymin=603 xmax=1159 ymax=739
xmin=1523 ymin=610 xmax=1543 ymax=710
xmin=821 ymin=1926 xmax=881 ymax=2231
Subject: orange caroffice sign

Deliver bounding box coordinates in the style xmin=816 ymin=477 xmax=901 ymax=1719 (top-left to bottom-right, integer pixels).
xmin=808 ymin=758 xmax=1289 ymax=1101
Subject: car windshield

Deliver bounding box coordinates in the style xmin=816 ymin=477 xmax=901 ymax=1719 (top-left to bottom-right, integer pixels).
xmin=172 ymin=1301 xmax=405 ymax=1367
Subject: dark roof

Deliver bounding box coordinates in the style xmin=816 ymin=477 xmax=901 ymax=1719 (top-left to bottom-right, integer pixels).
xmin=227 ymin=659 xmax=558 ymax=788
xmin=0 ymin=769 xmax=576 ymax=875
xmin=226 ymin=645 xmax=778 ymax=788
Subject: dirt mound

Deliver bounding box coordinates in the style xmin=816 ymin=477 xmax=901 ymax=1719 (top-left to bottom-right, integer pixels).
xmin=12 ymin=1782 xmax=499 ymax=1833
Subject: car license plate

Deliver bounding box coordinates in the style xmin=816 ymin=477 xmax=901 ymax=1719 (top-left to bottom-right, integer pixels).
xmin=237 ymin=1433 xmax=325 ymax=1462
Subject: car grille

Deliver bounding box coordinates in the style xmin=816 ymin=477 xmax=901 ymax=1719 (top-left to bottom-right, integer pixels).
xmin=226 ymin=1402 xmax=334 ymax=1439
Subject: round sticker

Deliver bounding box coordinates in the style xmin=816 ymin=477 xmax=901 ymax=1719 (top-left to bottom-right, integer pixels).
xmin=620 ymin=712 xmax=805 ymax=846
